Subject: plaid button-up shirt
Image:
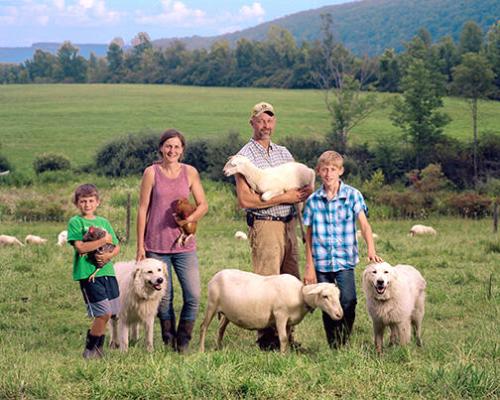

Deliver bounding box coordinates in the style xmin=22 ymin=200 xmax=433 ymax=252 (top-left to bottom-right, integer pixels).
xmin=237 ymin=138 xmax=295 ymax=218
xmin=303 ymin=181 xmax=368 ymax=272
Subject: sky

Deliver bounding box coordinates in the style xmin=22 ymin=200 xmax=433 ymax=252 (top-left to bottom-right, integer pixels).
xmin=0 ymin=0 xmax=351 ymax=47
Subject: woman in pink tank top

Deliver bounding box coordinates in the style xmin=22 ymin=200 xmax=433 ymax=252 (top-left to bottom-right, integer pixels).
xmin=136 ymin=129 xmax=208 ymax=353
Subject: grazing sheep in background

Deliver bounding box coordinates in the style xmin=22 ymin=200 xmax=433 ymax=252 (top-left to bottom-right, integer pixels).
xmin=409 ymin=224 xmax=437 ymax=236
xmin=356 ymin=230 xmax=379 ymax=240
xmin=223 ymin=155 xmax=315 ymax=201
xmin=57 ymin=230 xmax=68 ymax=246
xmin=173 ymin=198 xmax=197 ymax=246
xmin=109 ymin=259 xmax=167 ymax=352
xmin=234 ymin=231 xmax=248 ymax=241
xmin=0 ymin=170 xmax=10 ymax=176
xmin=0 ymin=235 xmax=24 ymax=246
xmin=199 ymin=269 xmax=343 ymax=353
xmin=362 ymin=262 xmax=426 ymax=354
xmin=25 ymin=234 xmax=48 ymax=245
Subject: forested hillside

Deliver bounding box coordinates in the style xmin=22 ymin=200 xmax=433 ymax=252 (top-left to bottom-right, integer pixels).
xmin=154 ymin=0 xmax=500 ymax=55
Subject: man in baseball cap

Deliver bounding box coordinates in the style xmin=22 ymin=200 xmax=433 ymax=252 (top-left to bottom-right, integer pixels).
xmin=233 ymin=101 xmax=313 ymax=351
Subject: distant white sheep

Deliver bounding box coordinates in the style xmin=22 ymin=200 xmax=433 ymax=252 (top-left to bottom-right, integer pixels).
xmin=57 ymin=230 xmax=68 ymax=246
xmin=0 ymin=235 xmax=24 ymax=246
xmin=356 ymin=230 xmax=379 ymax=240
xmin=199 ymin=269 xmax=343 ymax=353
xmin=234 ymin=231 xmax=248 ymax=241
xmin=409 ymin=224 xmax=437 ymax=237
xmin=223 ymin=155 xmax=315 ymax=201
xmin=0 ymin=170 xmax=10 ymax=176
xmin=25 ymin=235 xmax=48 ymax=245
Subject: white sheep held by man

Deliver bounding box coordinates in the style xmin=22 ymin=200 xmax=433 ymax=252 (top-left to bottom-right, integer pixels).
xmin=199 ymin=269 xmax=343 ymax=353
xmin=409 ymin=224 xmax=437 ymax=236
xmin=0 ymin=235 xmax=24 ymax=246
xmin=223 ymin=155 xmax=315 ymax=201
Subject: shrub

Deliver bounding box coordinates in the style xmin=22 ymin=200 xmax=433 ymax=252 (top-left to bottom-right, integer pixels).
xmin=205 ymin=132 xmax=245 ymax=182
xmin=95 ymin=133 xmax=158 ymax=177
xmin=281 ymin=137 xmax=328 ymax=169
xmin=446 ymin=192 xmax=492 ymax=218
xmin=0 ymin=154 xmax=12 ymax=172
xmin=184 ymin=139 xmax=209 ymax=173
xmin=0 ymin=171 xmax=34 ymax=187
xmin=375 ymin=190 xmax=428 ymax=218
xmin=33 ymin=153 xmax=71 ymax=174
xmin=36 ymin=170 xmax=75 ymax=184
xmin=14 ymin=199 xmax=66 ymax=222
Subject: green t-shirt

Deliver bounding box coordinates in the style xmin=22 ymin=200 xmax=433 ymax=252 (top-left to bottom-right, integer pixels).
xmin=67 ymin=214 xmax=119 ymax=281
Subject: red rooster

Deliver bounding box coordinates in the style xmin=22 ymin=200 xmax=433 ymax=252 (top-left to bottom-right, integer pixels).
xmin=173 ymin=198 xmax=197 ymax=246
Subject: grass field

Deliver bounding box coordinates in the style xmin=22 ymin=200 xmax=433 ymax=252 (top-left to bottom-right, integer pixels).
xmin=1 ymin=84 xmax=500 ymax=173
xmin=0 ymin=179 xmax=498 ymax=399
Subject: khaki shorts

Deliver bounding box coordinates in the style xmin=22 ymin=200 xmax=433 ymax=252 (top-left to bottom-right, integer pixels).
xmin=249 ymin=218 xmax=300 ymax=279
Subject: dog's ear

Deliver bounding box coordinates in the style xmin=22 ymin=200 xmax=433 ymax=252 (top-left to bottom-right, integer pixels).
xmin=133 ymin=266 xmax=145 ymax=294
xmin=162 ymin=261 xmax=167 ymax=278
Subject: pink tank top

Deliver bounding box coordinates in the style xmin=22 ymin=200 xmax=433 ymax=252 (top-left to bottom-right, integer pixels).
xmin=144 ymin=163 xmax=196 ymax=253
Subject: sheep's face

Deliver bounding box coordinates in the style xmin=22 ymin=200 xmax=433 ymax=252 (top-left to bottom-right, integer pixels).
xmin=363 ymin=262 xmax=394 ymax=299
xmin=223 ymin=155 xmax=250 ymax=176
xmin=304 ymin=283 xmax=343 ymax=320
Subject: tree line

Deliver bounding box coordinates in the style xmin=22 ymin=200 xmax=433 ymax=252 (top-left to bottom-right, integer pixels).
xmin=1 ymin=20 xmax=499 ymax=98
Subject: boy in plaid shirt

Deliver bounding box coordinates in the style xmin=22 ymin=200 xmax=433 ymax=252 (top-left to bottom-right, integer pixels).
xmin=303 ymin=151 xmax=383 ymax=348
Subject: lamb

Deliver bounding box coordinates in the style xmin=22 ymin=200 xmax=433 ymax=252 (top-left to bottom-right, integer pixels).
xmin=223 ymin=155 xmax=315 ymax=201
xmin=173 ymin=198 xmax=197 ymax=246
xmin=409 ymin=224 xmax=437 ymax=236
xmin=57 ymin=230 xmax=68 ymax=246
xmin=234 ymin=231 xmax=248 ymax=240
xmin=0 ymin=235 xmax=24 ymax=246
xmin=25 ymin=234 xmax=48 ymax=245
xmin=199 ymin=269 xmax=343 ymax=353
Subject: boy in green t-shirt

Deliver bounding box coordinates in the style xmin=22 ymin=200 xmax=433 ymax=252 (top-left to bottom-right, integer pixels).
xmin=67 ymin=184 xmax=120 ymax=359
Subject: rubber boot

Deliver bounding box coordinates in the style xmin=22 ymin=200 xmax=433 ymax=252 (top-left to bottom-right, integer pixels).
xmin=96 ymin=334 xmax=105 ymax=357
xmin=160 ymin=318 xmax=177 ymax=350
xmin=82 ymin=330 xmax=102 ymax=360
xmin=176 ymin=320 xmax=195 ymax=354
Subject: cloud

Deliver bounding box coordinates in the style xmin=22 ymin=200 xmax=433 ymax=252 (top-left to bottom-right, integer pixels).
xmin=0 ymin=0 xmax=122 ymax=27
xmin=239 ymin=2 xmax=265 ymax=20
xmin=135 ymin=0 xmax=207 ymax=26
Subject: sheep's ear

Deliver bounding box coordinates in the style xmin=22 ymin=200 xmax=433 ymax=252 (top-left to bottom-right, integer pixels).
xmin=303 ymin=284 xmax=323 ymax=296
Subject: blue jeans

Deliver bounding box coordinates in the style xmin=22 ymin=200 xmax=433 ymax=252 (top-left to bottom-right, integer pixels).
xmin=146 ymin=251 xmax=200 ymax=322
xmin=316 ymin=268 xmax=357 ymax=347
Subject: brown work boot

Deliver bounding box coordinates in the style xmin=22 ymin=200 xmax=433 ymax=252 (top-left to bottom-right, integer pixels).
xmin=160 ymin=318 xmax=177 ymax=350
xmin=176 ymin=320 xmax=195 ymax=354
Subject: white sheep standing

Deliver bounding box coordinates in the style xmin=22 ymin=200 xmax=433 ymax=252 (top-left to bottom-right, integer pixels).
xmin=409 ymin=224 xmax=437 ymax=236
xmin=223 ymin=155 xmax=315 ymax=201
xmin=0 ymin=235 xmax=24 ymax=246
xmin=234 ymin=231 xmax=248 ymax=240
xmin=25 ymin=234 xmax=48 ymax=245
xmin=57 ymin=230 xmax=68 ymax=246
xmin=199 ymin=269 xmax=343 ymax=353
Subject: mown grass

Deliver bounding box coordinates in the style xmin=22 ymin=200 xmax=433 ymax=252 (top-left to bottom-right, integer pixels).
xmin=0 ymin=178 xmax=498 ymax=399
xmin=1 ymin=84 xmax=500 ymax=174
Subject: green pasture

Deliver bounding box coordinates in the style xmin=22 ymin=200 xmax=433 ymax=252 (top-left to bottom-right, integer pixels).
xmin=1 ymin=84 xmax=500 ymax=174
xmin=0 ymin=179 xmax=498 ymax=399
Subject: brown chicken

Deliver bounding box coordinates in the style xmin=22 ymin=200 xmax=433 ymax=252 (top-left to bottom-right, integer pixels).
xmin=173 ymin=198 xmax=197 ymax=246
xmin=82 ymin=226 xmax=116 ymax=281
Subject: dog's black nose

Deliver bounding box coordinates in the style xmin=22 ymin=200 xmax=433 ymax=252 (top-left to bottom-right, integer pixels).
xmin=157 ymin=277 xmax=164 ymax=284
xmin=376 ymin=279 xmax=384 ymax=285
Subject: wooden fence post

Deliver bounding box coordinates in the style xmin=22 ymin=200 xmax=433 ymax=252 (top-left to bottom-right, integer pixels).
xmin=493 ymin=203 xmax=498 ymax=234
xmin=126 ymin=193 xmax=131 ymax=243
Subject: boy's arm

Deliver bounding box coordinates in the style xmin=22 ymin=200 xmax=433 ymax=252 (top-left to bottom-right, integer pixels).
xmin=303 ymin=226 xmax=317 ymax=284
xmin=357 ymin=211 xmax=383 ymax=263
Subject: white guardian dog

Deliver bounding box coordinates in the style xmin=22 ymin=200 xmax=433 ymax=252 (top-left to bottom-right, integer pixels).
xmin=362 ymin=262 xmax=426 ymax=354
xmin=109 ymin=258 xmax=167 ymax=352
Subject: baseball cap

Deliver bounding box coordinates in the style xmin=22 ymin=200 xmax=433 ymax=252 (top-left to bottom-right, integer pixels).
xmin=250 ymin=102 xmax=275 ymax=120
